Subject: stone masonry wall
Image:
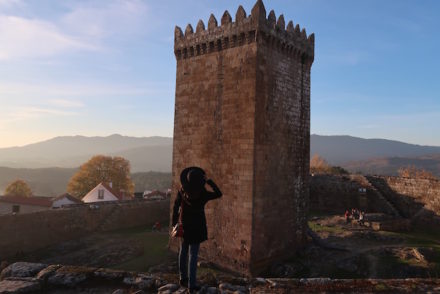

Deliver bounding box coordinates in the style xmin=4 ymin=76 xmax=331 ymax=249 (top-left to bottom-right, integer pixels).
xmin=171 ymin=0 xmax=314 ymax=275
xmin=381 ymin=176 xmax=440 ymax=215
xmin=0 ymin=199 xmax=169 ymax=260
xmin=0 ymin=203 xmax=49 ymax=215
xmin=310 ymin=175 xmax=440 ymax=229
xmin=251 ymin=24 xmax=311 ymax=270
xmin=379 ymin=176 xmax=440 ymax=229
xmin=310 ymin=175 xmax=396 ymax=215
xmin=171 ymin=23 xmax=258 ymax=275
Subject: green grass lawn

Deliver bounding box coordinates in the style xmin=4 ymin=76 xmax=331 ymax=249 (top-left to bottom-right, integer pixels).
xmin=308 ymin=221 xmax=345 ymax=234
xmin=109 ymin=227 xmax=171 ymax=272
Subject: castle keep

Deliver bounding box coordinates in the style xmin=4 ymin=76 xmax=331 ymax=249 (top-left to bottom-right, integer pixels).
xmin=171 ymin=0 xmax=314 ymax=275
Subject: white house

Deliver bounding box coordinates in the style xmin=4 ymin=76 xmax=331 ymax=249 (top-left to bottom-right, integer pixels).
xmin=144 ymin=190 xmax=166 ymax=201
xmin=82 ymin=183 xmax=132 ymax=203
xmin=52 ymin=193 xmax=82 ymax=208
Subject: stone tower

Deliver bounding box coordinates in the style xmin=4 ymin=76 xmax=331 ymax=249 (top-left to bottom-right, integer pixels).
xmin=170 ymin=0 xmax=314 ymax=275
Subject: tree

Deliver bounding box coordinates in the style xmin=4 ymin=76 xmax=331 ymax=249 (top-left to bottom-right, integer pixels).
xmin=398 ymin=165 xmax=437 ymax=180
xmin=67 ymin=155 xmax=135 ymax=199
xmin=5 ymin=179 xmax=33 ymax=197
xmin=310 ymin=154 xmax=349 ymax=175
xmin=310 ymin=154 xmax=331 ymax=174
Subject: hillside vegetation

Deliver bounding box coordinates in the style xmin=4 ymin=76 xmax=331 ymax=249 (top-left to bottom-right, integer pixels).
xmin=0 ymin=167 xmax=171 ymax=197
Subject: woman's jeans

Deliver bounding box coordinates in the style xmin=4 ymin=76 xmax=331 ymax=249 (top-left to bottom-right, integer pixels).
xmin=179 ymin=240 xmax=200 ymax=288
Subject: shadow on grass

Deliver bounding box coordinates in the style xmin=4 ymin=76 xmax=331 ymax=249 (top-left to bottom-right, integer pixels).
xmin=108 ymin=226 xmax=171 ymax=272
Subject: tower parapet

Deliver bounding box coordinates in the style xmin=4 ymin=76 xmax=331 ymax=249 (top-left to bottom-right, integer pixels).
xmin=174 ymin=1 xmax=314 ymax=64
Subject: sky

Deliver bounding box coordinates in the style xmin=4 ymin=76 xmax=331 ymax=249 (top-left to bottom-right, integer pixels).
xmin=0 ymin=0 xmax=439 ymax=148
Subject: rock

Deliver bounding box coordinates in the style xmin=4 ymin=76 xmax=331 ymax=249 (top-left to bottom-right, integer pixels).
xmin=300 ymin=277 xmax=331 ymax=285
xmin=0 ymin=261 xmax=8 ymax=273
xmin=112 ymin=290 xmax=127 ymax=294
xmin=158 ymin=283 xmax=179 ymax=292
xmin=123 ymin=276 xmax=136 ymax=285
xmin=94 ymin=268 xmax=127 ymax=280
xmin=218 ymin=283 xmax=246 ymax=293
xmin=234 ymin=286 xmax=247 ymax=293
xmin=132 ymin=291 xmax=146 ymax=294
xmin=206 ymin=287 xmax=219 ymax=294
xmin=123 ymin=275 xmax=155 ymax=290
xmin=154 ymin=278 xmax=167 ymax=288
xmin=219 ymin=283 xmax=234 ymax=291
xmin=47 ymin=266 xmax=94 ymax=287
xmin=35 ymin=264 xmax=61 ymax=282
xmin=0 ymin=278 xmax=40 ymax=293
xmin=255 ymin=277 xmax=266 ymax=284
xmin=0 ymin=262 xmax=47 ymax=280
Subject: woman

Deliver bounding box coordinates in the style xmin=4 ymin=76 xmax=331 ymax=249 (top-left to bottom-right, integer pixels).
xmin=172 ymin=167 xmax=222 ymax=292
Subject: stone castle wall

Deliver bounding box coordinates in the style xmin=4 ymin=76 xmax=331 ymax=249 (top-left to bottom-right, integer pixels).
xmin=0 ymin=199 xmax=169 ymax=260
xmin=171 ymin=0 xmax=313 ymax=275
xmin=251 ymin=17 xmax=312 ymax=269
xmin=310 ymin=175 xmax=396 ymax=214
xmin=310 ymin=175 xmax=440 ymax=228
xmin=380 ymin=176 xmax=440 ymax=215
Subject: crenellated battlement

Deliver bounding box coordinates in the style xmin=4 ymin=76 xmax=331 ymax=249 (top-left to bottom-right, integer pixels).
xmin=174 ymin=0 xmax=314 ymax=63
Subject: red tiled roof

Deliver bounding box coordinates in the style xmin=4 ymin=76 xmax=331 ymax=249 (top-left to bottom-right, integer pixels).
xmin=0 ymin=196 xmax=53 ymax=207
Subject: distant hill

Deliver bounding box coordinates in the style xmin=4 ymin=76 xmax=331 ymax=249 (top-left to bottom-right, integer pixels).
xmin=0 ymin=134 xmax=172 ymax=172
xmin=0 ymin=167 xmax=77 ymax=197
xmin=1 ymin=134 xmax=439 ymax=185
xmin=343 ymin=154 xmax=440 ymax=177
xmin=311 ymin=135 xmax=440 ymax=165
xmin=0 ymin=167 xmax=171 ymax=197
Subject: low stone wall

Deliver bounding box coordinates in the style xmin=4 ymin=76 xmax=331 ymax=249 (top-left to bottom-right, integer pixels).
xmin=381 ymin=176 xmax=440 ymax=215
xmin=0 ymin=199 xmax=169 ymax=260
xmin=1 ymin=262 xmax=440 ymax=293
xmin=0 ymin=203 xmax=49 ymax=215
xmin=370 ymin=219 xmax=411 ymax=232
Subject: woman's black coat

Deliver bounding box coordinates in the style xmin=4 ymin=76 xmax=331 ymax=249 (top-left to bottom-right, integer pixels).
xmin=172 ymin=180 xmax=222 ymax=244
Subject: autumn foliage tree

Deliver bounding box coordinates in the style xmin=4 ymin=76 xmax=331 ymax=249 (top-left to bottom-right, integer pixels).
xmin=67 ymin=155 xmax=135 ymax=199
xmin=310 ymin=154 xmax=331 ymax=174
xmin=398 ymin=166 xmax=437 ymax=180
xmin=310 ymin=154 xmax=349 ymax=175
xmin=4 ymin=179 xmax=33 ymax=197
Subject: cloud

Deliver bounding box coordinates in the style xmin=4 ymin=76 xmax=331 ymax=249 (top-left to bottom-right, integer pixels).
xmin=0 ymin=106 xmax=78 ymax=128
xmin=0 ymin=81 xmax=173 ymax=97
xmin=0 ymin=15 xmax=98 ymax=60
xmin=0 ymin=0 xmax=150 ymax=61
xmin=48 ymin=99 xmax=84 ymax=108
xmin=61 ymin=0 xmax=150 ymax=39
xmin=0 ymin=0 xmax=22 ymax=8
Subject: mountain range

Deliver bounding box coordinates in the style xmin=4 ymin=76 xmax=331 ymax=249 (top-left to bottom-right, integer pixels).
xmin=0 ymin=134 xmax=172 ymax=172
xmin=310 ymin=135 xmax=440 ymax=165
xmin=0 ymin=134 xmax=439 ymax=196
